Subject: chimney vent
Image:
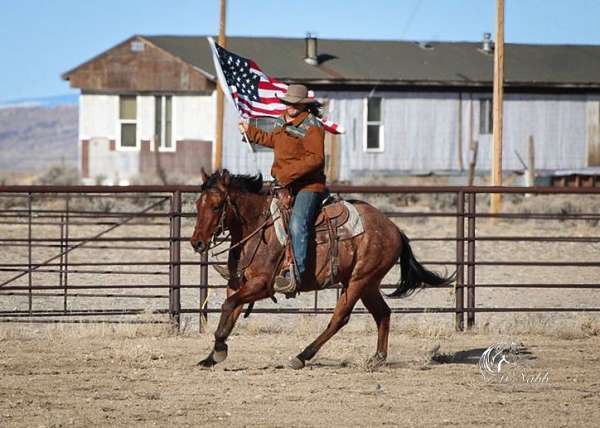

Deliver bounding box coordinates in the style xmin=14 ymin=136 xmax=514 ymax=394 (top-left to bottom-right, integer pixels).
xmin=482 ymin=32 xmax=493 ymax=53
xmin=304 ymin=33 xmax=318 ymax=66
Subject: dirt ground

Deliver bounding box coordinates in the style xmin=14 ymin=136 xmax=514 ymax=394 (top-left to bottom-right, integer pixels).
xmin=1 ymin=322 xmax=600 ymax=427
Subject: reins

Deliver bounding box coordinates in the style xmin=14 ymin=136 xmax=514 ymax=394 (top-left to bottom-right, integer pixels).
xmin=208 ymin=192 xmax=280 ymax=259
xmin=210 ymin=212 xmax=278 ymax=257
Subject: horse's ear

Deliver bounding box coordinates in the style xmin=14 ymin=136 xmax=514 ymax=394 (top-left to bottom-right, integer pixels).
xmin=200 ymin=168 xmax=209 ymax=183
xmin=222 ymin=169 xmax=231 ymax=187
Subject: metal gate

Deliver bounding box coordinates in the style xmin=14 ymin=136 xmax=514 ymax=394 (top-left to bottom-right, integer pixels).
xmin=1 ymin=185 xmax=600 ymax=332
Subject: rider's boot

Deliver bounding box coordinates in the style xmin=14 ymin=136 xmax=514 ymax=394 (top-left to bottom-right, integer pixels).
xmin=274 ymin=265 xmax=299 ymax=296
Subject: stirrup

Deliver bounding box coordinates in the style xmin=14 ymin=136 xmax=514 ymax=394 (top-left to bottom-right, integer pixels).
xmin=273 ymin=269 xmax=297 ymax=294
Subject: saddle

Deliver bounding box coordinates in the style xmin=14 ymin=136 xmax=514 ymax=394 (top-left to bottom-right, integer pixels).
xmin=314 ymin=202 xmax=350 ymax=232
xmin=273 ymin=188 xmax=353 ymax=238
xmin=271 ymin=188 xmax=363 ymax=290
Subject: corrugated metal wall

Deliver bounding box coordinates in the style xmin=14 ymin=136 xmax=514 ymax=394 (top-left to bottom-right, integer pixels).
xmin=80 ymin=90 xmax=598 ymax=183
xmin=222 ymin=102 xmax=275 ymax=179
xmin=490 ymin=93 xmax=587 ymax=171
xmin=211 ymin=91 xmax=597 ymax=181
xmin=224 ymin=92 xmax=598 ymax=180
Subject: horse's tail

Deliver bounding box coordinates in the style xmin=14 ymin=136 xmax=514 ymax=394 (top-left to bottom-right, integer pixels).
xmin=387 ymin=231 xmax=456 ymax=299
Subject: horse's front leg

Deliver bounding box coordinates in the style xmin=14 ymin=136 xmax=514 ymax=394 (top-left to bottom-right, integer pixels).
xmin=198 ymin=275 xmax=270 ymax=368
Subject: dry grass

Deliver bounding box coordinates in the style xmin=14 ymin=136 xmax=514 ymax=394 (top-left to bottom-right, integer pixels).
xmin=0 ymin=312 xmax=173 ymax=342
xmin=475 ymin=313 xmax=600 ymax=340
xmin=4 ymin=311 xmax=599 ymax=346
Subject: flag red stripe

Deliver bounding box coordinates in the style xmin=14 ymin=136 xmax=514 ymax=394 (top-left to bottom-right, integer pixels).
xmin=258 ymin=81 xmax=286 ymax=91
xmin=231 ymin=92 xmax=285 ymax=115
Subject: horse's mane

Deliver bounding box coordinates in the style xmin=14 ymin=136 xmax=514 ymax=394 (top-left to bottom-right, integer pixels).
xmin=201 ymin=170 xmax=264 ymax=194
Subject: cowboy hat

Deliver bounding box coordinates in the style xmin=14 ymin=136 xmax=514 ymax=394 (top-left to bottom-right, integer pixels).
xmin=277 ymin=84 xmax=318 ymax=105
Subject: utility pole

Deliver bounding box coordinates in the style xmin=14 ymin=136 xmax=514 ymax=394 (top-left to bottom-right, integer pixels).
xmin=491 ymin=0 xmax=504 ymax=214
xmin=213 ymin=0 xmax=227 ymax=171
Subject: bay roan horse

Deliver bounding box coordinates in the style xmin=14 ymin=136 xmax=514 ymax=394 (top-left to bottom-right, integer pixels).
xmin=191 ymin=170 xmax=454 ymax=370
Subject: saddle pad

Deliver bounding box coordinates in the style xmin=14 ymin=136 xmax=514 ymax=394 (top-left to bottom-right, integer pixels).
xmin=269 ymin=198 xmax=365 ymax=246
xmin=270 ymin=198 xmax=288 ymax=245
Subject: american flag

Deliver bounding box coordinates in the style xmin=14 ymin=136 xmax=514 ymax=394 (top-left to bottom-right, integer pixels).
xmin=208 ymin=37 xmax=344 ymax=134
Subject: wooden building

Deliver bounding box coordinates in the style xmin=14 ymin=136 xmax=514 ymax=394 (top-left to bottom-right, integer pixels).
xmin=63 ymin=35 xmax=600 ymax=185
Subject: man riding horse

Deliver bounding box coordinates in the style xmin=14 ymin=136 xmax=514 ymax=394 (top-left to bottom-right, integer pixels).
xmin=239 ymin=84 xmax=327 ymax=295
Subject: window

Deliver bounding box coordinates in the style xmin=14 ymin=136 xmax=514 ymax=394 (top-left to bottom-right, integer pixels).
xmin=119 ymin=95 xmax=137 ymax=149
xmin=479 ymin=97 xmax=493 ymax=134
xmin=364 ymin=97 xmax=383 ymax=151
xmin=155 ymin=95 xmax=173 ymax=150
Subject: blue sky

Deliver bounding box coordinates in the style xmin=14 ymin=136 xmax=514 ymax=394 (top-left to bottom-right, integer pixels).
xmin=2 ymin=0 xmax=600 ymax=103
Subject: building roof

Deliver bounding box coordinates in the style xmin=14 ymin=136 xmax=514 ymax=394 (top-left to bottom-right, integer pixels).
xmin=67 ymin=35 xmax=600 ymax=89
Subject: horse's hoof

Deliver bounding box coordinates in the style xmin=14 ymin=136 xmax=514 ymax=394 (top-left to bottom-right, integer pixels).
xmin=288 ymin=356 xmax=305 ymax=370
xmin=198 ymin=355 xmax=216 ymax=368
xmin=212 ymin=342 xmax=228 ymax=363
xmin=213 ymin=349 xmax=228 ymax=363
xmin=366 ymin=352 xmax=387 ymax=370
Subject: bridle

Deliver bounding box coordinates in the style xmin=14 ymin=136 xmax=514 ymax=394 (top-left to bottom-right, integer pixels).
xmin=203 ymin=189 xmax=280 ymax=259
xmin=204 ymin=189 xmax=241 ymax=252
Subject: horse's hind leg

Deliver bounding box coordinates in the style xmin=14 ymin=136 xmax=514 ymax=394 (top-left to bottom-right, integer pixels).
xmin=360 ymin=286 xmax=391 ymax=369
xmin=289 ymin=282 xmax=364 ymax=370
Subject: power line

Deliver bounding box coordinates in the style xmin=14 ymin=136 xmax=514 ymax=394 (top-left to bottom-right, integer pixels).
xmin=400 ymin=0 xmax=424 ymax=39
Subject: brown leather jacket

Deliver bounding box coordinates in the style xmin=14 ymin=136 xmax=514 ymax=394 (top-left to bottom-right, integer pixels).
xmin=245 ymin=111 xmax=326 ymax=193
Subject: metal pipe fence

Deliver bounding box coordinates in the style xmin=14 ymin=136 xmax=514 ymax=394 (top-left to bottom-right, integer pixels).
xmin=0 ymin=185 xmax=599 ymax=332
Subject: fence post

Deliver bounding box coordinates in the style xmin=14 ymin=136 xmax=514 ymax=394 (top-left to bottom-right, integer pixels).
xmin=63 ymin=195 xmax=70 ymax=312
xmin=455 ymin=191 xmax=465 ymax=331
xmin=199 ymin=249 xmax=209 ymax=332
xmin=59 ymin=214 xmax=65 ymax=312
xmin=169 ymin=191 xmax=182 ymax=328
xmin=467 ymin=192 xmax=477 ymax=329
xmin=28 ymin=192 xmax=32 ymax=314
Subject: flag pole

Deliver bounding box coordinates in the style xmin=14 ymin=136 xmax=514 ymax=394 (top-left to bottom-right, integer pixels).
xmin=238 ymin=124 xmax=255 ymax=151
xmin=213 ymin=0 xmax=227 ymax=171
xmin=208 ymin=37 xmax=256 ymax=156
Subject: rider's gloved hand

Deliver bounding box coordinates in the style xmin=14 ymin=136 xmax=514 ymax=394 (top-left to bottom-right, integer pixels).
xmin=238 ymin=120 xmax=249 ymax=135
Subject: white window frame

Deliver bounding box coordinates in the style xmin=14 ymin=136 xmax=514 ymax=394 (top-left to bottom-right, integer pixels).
xmin=155 ymin=95 xmax=176 ymax=152
xmin=363 ymin=97 xmax=384 ymax=153
xmin=116 ymin=95 xmax=140 ymax=151
xmin=479 ymin=97 xmax=493 ymax=135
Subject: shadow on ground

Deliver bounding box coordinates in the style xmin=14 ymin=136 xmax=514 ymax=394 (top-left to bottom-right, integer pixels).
xmin=431 ymin=345 xmax=536 ymax=365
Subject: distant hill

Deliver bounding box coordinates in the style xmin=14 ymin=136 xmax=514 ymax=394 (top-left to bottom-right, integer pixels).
xmin=0 ymin=94 xmax=78 ymax=110
xmin=0 ymin=104 xmax=78 ymax=172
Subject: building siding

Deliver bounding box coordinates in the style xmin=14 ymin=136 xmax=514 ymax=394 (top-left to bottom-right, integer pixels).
xmin=222 ymin=101 xmax=275 ymax=178
xmin=79 ymin=94 xmax=118 ymax=140
xmin=65 ymin=36 xmax=213 ymax=93
xmin=79 ymin=93 xmax=215 ymax=183
xmin=86 ymin=138 xmax=139 ymax=184
xmin=79 ymin=91 xmax=598 ymax=183
xmin=173 ymin=94 xmax=216 ymax=144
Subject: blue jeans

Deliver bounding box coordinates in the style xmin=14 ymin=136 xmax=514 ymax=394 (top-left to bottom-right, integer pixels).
xmin=289 ymin=191 xmax=325 ymax=279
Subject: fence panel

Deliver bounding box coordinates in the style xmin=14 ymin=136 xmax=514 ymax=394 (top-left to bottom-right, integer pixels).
xmin=1 ymin=185 xmax=600 ymax=332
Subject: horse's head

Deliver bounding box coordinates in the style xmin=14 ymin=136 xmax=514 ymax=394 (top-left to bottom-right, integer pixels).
xmin=190 ymin=169 xmax=233 ymax=253
xmin=190 ymin=168 xmax=263 ymax=253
